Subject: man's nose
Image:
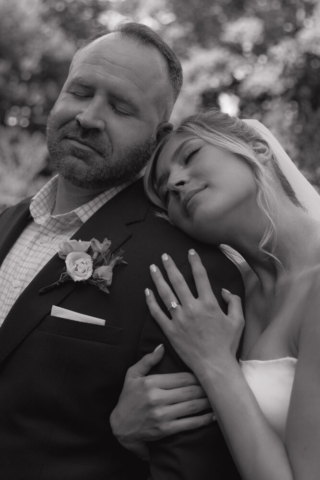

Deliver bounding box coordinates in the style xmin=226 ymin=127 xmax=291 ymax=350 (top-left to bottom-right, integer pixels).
xmin=75 ymin=101 xmax=105 ymax=132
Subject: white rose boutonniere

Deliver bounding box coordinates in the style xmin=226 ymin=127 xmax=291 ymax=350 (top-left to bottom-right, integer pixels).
xmin=65 ymin=252 xmax=93 ymax=281
xmin=39 ymin=238 xmax=126 ymax=295
xmin=58 ymin=240 xmax=91 ymax=258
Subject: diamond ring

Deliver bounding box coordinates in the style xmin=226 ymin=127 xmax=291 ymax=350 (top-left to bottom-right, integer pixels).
xmin=167 ymin=301 xmax=180 ymax=311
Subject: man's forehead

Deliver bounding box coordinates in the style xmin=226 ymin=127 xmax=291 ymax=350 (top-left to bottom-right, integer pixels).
xmin=72 ymin=33 xmax=167 ymax=85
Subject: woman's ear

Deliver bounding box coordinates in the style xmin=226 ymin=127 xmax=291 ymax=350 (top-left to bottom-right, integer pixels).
xmin=252 ymin=140 xmax=273 ymax=165
xmin=156 ymin=122 xmax=173 ymax=143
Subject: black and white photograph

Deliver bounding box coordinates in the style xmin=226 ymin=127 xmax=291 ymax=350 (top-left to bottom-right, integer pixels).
xmin=0 ymin=1 xmax=320 ymax=478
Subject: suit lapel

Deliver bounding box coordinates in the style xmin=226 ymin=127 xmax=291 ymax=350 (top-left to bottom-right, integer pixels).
xmin=0 ymin=180 xmax=149 ymax=365
xmin=0 ymin=200 xmax=31 ymax=266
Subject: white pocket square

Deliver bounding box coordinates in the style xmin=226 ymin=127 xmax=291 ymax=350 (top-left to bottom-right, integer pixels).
xmin=51 ymin=306 xmax=106 ymax=326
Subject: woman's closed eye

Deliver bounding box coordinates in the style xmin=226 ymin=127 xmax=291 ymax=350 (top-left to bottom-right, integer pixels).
xmin=183 ymin=147 xmax=201 ymax=164
xmin=156 ymin=145 xmax=202 ymax=207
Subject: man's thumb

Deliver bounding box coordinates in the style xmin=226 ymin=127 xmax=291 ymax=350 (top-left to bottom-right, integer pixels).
xmin=129 ymin=344 xmax=165 ymax=378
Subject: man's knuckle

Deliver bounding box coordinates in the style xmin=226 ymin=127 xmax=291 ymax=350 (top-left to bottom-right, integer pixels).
xmin=150 ymin=408 xmax=163 ymax=423
xmin=183 ymin=385 xmax=195 ymax=398
xmin=146 ymin=390 xmax=159 ymax=407
xmin=178 ymin=372 xmax=190 ymax=384
xmin=187 ymin=401 xmax=199 ymax=414
xmin=142 ymin=376 xmax=153 ymax=391
xmin=160 ymin=423 xmax=171 ymax=435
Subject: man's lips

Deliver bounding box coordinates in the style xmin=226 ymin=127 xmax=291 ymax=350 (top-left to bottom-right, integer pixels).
xmin=65 ymin=135 xmax=99 ymax=153
xmin=181 ymin=187 xmax=206 ymax=212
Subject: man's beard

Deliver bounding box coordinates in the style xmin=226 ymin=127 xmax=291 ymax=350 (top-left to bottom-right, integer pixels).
xmin=46 ymin=117 xmax=156 ymax=190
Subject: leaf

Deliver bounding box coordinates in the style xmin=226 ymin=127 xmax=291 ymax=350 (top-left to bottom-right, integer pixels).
xmin=98 ymin=284 xmax=110 ymax=294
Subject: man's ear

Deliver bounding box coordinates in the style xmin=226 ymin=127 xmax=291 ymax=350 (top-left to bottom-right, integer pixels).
xmin=252 ymin=140 xmax=273 ymax=165
xmin=156 ymin=121 xmax=173 ymax=144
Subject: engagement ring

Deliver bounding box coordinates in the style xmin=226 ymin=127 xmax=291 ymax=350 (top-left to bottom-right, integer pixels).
xmin=167 ymin=301 xmax=180 ymax=311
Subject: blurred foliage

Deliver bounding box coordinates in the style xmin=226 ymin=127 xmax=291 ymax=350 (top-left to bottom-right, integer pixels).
xmin=0 ymin=0 xmax=319 ymax=209
xmin=0 ymin=126 xmax=48 ymax=209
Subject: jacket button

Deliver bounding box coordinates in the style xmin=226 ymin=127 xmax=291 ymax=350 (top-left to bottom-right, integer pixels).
xmin=12 ymin=279 xmax=21 ymax=288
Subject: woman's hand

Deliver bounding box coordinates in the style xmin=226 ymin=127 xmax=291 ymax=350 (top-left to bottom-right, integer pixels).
xmin=110 ymin=344 xmax=214 ymax=460
xmin=145 ymin=250 xmax=244 ymax=379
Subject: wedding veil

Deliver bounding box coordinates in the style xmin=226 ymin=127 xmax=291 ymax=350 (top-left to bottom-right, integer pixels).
xmin=243 ymin=119 xmax=320 ymax=221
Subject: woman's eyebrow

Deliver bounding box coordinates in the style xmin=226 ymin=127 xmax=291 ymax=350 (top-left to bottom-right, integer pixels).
xmin=171 ymin=138 xmax=193 ymax=163
xmin=155 ymin=138 xmax=196 ymax=191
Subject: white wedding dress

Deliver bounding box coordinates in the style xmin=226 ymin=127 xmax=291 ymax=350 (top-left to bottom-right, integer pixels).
xmin=240 ymin=357 xmax=297 ymax=441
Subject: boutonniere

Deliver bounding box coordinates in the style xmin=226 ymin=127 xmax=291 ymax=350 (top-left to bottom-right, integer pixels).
xmin=39 ymin=238 xmax=126 ymax=295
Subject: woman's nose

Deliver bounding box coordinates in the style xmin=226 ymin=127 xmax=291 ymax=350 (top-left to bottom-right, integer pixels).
xmin=167 ymin=168 xmax=188 ymax=191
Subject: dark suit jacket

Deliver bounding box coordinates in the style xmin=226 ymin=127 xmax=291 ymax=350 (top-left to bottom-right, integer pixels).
xmin=0 ymin=179 xmax=243 ymax=480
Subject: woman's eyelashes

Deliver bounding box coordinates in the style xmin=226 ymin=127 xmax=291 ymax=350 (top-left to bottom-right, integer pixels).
xmin=183 ymin=147 xmax=201 ymax=164
xmin=157 ymin=146 xmax=202 ymax=206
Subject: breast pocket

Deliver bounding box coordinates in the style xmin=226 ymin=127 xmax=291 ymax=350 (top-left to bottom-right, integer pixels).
xmin=38 ymin=315 xmax=123 ymax=345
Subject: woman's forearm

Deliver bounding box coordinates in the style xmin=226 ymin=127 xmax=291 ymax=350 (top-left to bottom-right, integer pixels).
xmin=195 ymin=358 xmax=294 ymax=480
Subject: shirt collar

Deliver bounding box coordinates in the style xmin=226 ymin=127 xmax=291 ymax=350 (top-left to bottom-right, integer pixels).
xmin=30 ymin=175 xmax=58 ymax=224
xmin=30 ymin=171 xmax=144 ymax=225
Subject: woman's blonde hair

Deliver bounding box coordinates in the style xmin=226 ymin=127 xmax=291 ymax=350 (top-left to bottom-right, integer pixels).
xmin=144 ymin=108 xmax=304 ymax=262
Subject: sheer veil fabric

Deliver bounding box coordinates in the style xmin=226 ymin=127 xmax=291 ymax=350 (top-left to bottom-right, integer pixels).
xmin=243 ymin=119 xmax=320 ymax=220
xmin=221 ymin=118 xmax=320 ymax=264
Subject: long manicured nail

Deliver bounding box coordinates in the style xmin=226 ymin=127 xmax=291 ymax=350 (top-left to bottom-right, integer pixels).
xmin=162 ymin=253 xmax=169 ymax=261
xmin=150 ymin=264 xmax=157 ymax=273
xmin=154 ymin=344 xmax=164 ymax=352
xmin=145 ymin=288 xmax=150 ymax=296
xmin=189 ymin=249 xmax=196 ymax=256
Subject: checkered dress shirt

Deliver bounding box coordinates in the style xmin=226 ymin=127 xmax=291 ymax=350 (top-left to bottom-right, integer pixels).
xmin=0 ymin=174 xmax=137 ymax=326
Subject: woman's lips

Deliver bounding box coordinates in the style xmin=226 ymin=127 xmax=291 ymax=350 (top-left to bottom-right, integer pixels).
xmin=182 ymin=187 xmax=206 ymax=213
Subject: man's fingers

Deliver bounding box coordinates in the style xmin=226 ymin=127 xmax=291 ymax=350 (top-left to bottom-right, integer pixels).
xmin=160 ymin=398 xmax=212 ymax=421
xmin=151 ymin=384 xmax=207 ymax=407
xmin=141 ymin=371 xmax=200 ymax=390
xmin=163 ymin=413 xmax=215 ymax=436
xmin=127 ymin=344 xmax=165 ymax=378
xmin=161 ymin=384 xmax=207 ymax=404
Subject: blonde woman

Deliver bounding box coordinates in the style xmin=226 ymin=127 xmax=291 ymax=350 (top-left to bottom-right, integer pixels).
xmin=111 ymin=109 xmax=320 ymax=480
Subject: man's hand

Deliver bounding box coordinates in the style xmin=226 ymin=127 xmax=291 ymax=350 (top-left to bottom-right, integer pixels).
xmin=110 ymin=344 xmax=213 ymax=459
